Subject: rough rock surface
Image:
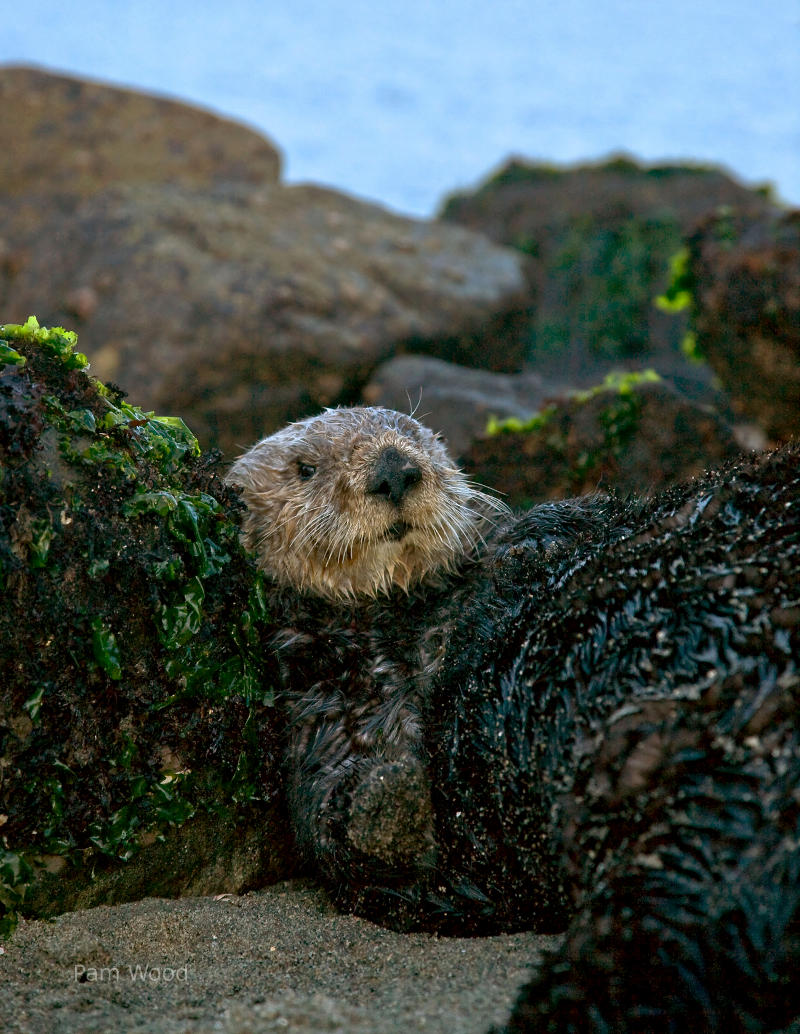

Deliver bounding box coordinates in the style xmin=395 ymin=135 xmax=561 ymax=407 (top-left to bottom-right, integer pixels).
xmin=2 ymin=180 xmax=528 ymax=455
xmin=464 ymin=375 xmax=740 ymax=507
xmin=440 ymin=155 xmax=772 ymax=250
xmin=686 ymin=207 xmax=800 ymax=441
xmin=364 ymin=356 xmax=739 ymax=496
xmin=439 ymin=155 xmax=776 ymax=380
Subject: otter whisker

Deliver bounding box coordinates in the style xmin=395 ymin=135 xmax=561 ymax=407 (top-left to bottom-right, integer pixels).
xmin=292 ymin=511 xmax=336 ymax=552
xmin=271 ymin=502 xmax=330 ymax=537
xmin=406 ymin=386 xmax=424 ymax=419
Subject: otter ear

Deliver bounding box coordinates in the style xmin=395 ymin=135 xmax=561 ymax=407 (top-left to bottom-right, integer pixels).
xmin=297 ymin=461 xmax=316 ymax=481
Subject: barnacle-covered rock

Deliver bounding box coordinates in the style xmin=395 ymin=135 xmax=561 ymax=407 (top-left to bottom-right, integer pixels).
xmin=0 ymin=318 xmax=292 ymax=935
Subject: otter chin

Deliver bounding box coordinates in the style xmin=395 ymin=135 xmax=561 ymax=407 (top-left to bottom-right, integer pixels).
xmin=225 ymin=405 xmax=506 ymax=598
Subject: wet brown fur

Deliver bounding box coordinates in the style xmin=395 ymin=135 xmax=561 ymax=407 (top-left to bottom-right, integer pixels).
xmin=227 ymin=406 xmax=504 ymax=598
xmin=226 ymin=406 xmax=509 ymax=893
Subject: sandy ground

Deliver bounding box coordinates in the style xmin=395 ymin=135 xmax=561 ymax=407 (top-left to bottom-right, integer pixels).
xmin=2 ymin=880 xmax=558 ymax=1034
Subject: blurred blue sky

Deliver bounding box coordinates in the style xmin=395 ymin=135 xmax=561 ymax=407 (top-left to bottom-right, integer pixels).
xmin=3 ymin=0 xmax=798 ymax=214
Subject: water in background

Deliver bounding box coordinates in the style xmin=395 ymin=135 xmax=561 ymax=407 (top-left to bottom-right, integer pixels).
xmin=2 ymin=0 xmax=798 ymax=215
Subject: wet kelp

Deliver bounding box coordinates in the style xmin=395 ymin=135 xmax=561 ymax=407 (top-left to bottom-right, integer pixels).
xmin=0 ymin=319 xmax=290 ymax=935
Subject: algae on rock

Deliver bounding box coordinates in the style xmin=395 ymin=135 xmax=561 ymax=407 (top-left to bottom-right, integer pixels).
xmin=466 ymin=368 xmax=738 ymax=508
xmin=439 ymin=155 xmax=775 ymax=380
xmin=682 ymin=208 xmax=800 ymax=441
xmin=0 ymin=318 xmax=292 ymax=935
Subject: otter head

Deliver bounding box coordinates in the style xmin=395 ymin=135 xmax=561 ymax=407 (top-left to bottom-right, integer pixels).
xmin=226 ymin=406 xmax=506 ymax=599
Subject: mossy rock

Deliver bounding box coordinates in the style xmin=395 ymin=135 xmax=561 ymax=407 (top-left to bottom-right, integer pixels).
xmin=682 ymin=208 xmax=800 ymax=440
xmin=467 ymin=370 xmax=739 ymax=508
xmin=439 ymin=156 xmax=774 ymax=375
xmin=0 ymin=319 xmax=293 ymax=935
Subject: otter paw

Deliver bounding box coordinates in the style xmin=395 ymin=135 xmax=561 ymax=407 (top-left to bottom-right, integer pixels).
xmin=347 ymin=760 xmax=436 ymax=869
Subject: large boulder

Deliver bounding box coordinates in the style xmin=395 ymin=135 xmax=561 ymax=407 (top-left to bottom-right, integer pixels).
xmin=439 ymin=155 xmax=776 ymax=378
xmin=684 ymin=207 xmax=800 ymax=441
xmin=0 ymin=67 xmax=530 ymax=458
xmin=2 ymin=182 xmax=529 ymax=455
xmin=0 ymin=318 xmax=293 ymax=934
xmin=0 ymin=64 xmax=281 ymax=207
xmin=463 ymin=372 xmax=741 ymax=507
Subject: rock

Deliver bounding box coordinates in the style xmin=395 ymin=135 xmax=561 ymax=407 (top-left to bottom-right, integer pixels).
xmin=0 ymin=65 xmax=282 ymax=207
xmin=2 ymin=182 xmax=529 ymax=455
xmin=366 ymin=357 xmax=739 ymax=504
xmin=0 ymin=318 xmax=293 ymax=933
xmin=363 ymin=355 xmax=565 ymax=460
xmin=440 ymin=155 xmax=775 ymax=380
xmin=0 ymin=66 xmax=530 ymax=457
xmin=463 ymin=372 xmax=740 ymax=507
xmin=685 ymin=207 xmax=800 ymax=441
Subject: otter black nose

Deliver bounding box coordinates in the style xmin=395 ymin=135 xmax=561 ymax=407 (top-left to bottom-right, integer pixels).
xmin=366 ymin=447 xmax=422 ymax=505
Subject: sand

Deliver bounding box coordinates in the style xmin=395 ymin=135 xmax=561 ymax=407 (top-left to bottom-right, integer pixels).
xmin=2 ymin=880 xmax=558 ymax=1033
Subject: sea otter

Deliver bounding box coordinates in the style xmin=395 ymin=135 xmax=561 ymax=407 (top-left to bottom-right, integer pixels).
xmin=225 ymin=406 xmax=513 ymax=903
xmin=228 ymin=406 xmax=800 ymax=1032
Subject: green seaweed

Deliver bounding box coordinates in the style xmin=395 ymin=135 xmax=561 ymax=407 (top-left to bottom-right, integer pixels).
xmin=487 ymin=370 xmax=660 ymax=436
xmin=485 ymin=369 xmax=662 ymax=496
xmin=0 ymin=850 xmax=33 ymax=938
xmin=486 ymin=405 xmax=557 ymax=436
xmin=655 ymin=247 xmax=693 ymax=313
xmin=524 ymin=213 xmax=685 ymax=362
xmin=572 ymin=368 xmax=661 ymax=402
xmin=2 ymin=315 xmax=88 ymax=370
xmin=91 ymin=618 xmax=123 ymax=680
xmin=0 ymin=342 xmax=26 ymax=368
xmin=680 ymin=330 xmax=705 ymax=364
xmin=28 ymin=518 xmax=54 ymax=569
xmin=0 ymin=318 xmax=279 ymax=936
xmin=654 ymin=248 xmax=708 ymax=364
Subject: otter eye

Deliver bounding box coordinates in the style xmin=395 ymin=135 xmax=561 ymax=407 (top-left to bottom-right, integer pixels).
xmin=297 ymin=461 xmax=316 ymax=481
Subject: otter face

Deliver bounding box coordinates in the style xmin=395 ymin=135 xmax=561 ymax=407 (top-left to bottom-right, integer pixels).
xmin=226 ymin=406 xmax=506 ymax=598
